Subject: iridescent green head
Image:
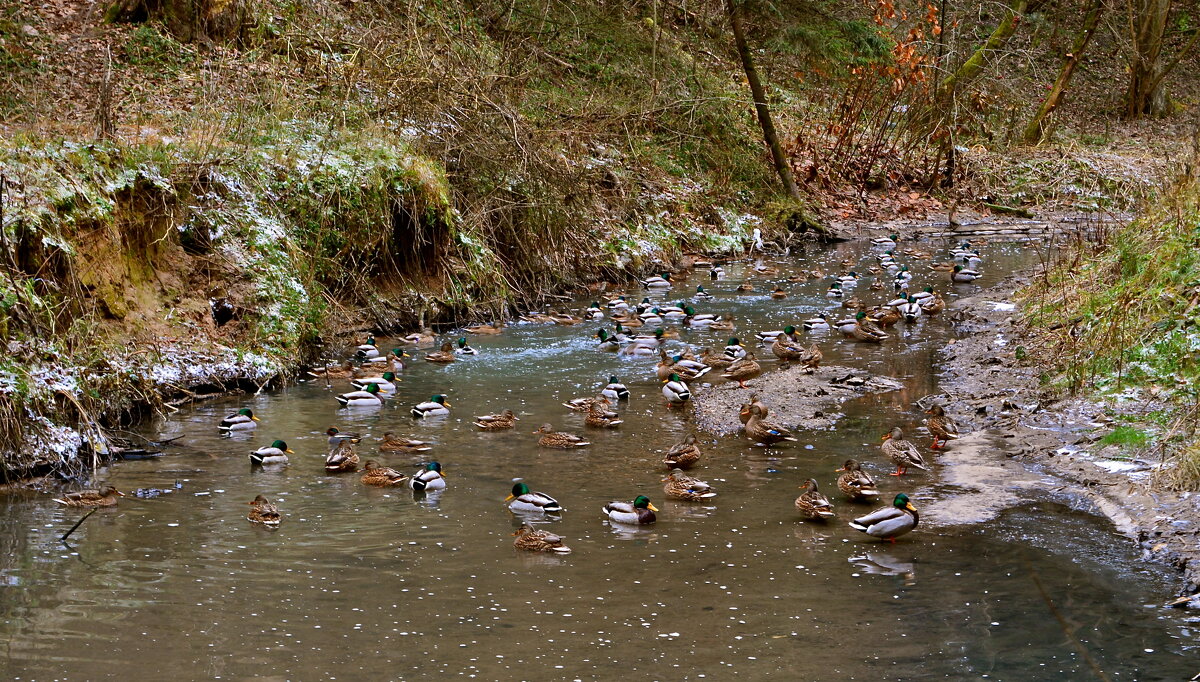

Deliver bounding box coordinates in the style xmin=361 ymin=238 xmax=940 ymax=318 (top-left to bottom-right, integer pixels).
xmin=633 ymin=495 xmax=653 ymax=509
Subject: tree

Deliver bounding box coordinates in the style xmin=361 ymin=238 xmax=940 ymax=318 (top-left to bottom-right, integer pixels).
xmin=105 ymin=0 xmax=251 ymax=44
xmin=935 ymin=0 xmax=1031 ymax=105
xmin=726 ymin=0 xmax=801 ymax=199
xmin=1022 ymin=0 xmax=1105 ymax=143
xmin=1124 ymin=0 xmax=1200 ymax=118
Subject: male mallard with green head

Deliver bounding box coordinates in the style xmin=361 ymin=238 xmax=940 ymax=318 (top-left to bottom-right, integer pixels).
xmin=603 ymin=495 xmax=658 ymax=525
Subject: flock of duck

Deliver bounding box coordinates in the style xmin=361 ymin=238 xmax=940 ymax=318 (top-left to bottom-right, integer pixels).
xmin=55 ymin=235 xmax=986 ymax=555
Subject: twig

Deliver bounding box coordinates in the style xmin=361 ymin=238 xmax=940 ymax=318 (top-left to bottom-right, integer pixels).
xmin=60 ymin=508 xmax=97 ymax=542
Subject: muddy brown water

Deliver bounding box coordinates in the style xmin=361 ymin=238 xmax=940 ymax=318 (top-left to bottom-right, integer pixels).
xmin=1 ymin=239 xmax=1195 ymax=680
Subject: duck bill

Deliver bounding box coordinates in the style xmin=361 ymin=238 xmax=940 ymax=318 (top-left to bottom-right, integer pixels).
xmin=881 ymin=434 xmax=892 ymax=441
xmin=115 ymin=490 xmax=126 ymax=497
xmin=905 ymin=503 xmax=917 ymax=512
xmin=286 ymin=449 xmax=295 ymax=454
xmin=504 ymin=494 xmax=515 ymax=502
xmin=252 ymin=416 xmax=261 ymax=421
xmin=647 ymin=503 xmax=659 ymax=512
xmin=443 ymin=401 xmax=452 ymax=407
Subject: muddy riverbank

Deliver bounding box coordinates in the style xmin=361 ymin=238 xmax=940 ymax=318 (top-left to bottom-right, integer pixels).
xmin=934 ymin=273 xmax=1200 ymax=600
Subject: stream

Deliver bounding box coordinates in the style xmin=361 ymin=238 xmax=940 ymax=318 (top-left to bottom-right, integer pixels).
xmin=0 ymin=237 xmax=1195 ymax=680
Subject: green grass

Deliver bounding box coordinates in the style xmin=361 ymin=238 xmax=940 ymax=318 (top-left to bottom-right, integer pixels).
xmin=1099 ymin=425 xmax=1151 ymax=449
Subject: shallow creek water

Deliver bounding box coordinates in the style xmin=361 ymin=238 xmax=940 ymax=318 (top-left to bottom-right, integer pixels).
xmin=1 ymin=239 xmax=1196 ymax=680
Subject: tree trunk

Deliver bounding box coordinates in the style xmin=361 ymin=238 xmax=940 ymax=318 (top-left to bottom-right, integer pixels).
xmin=936 ymin=0 xmax=1030 ymax=104
xmin=1022 ymin=0 xmax=1104 ymax=144
xmin=1124 ymin=0 xmax=1200 ymax=119
xmin=726 ymin=0 xmax=800 ymax=199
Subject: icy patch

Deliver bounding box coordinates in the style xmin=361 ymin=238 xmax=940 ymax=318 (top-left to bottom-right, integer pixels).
xmin=989 ymin=301 xmax=1016 ymax=312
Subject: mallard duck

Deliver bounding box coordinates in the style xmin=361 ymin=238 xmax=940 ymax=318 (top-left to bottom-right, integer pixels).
xmin=683 ymin=306 xmax=718 ymax=326
xmin=794 ymin=479 xmax=836 ymax=520
xmin=584 ymin=302 xmax=605 ymax=319
xmin=893 ymin=265 xmax=913 ymax=285
xmin=798 ymin=343 xmax=822 ymax=373
xmin=722 ymin=338 xmax=747 ymax=361
xmin=961 ymin=252 xmax=983 ymax=269
xmin=513 ymin=523 xmax=572 ymax=553
xmin=336 ymin=382 xmax=383 ymax=407
xmin=562 ymin=396 xmax=606 ymax=413
xmin=663 ymin=434 xmax=702 ymax=469
xmin=869 ymin=279 xmax=884 ymax=290
xmin=455 ymin=337 xmax=479 ymax=355
xmin=709 ymin=318 xmax=736 ymax=331
xmin=736 ymin=281 xmax=754 ymax=293
xmin=929 ymin=261 xmax=955 ymax=272
xmin=851 ymin=312 xmax=889 ymax=342
xmin=872 ymin=305 xmax=902 ymax=327
xmin=882 ymin=426 xmax=928 ymax=476
xmin=920 ymin=292 xmax=945 ymax=314
xmin=360 ymin=459 xmax=409 ymax=486
xmin=474 ymin=409 xmax=519 ymax=430
xmin=834 ymin=316 xmax=859 ymax=335
xmin=250 ymin=439 xmax=292 ymax=466
xmin=836 ymin=459 xmax=880 ymax=501
xmin=218 ymin=408 xmax=259 ymax=432
xmin=355 ymin=335 xmax=381 ymax=360
xmin=803 ymin=313 xmax=829 ymax=331
xmin=909 ymin=286 xmax=934 ymax=304
xmin=596 ymin=328 xmax=620 ymax=352
xmin=872 ymin=233 xmax=898 ymax=249
xmin=411 ymin=394 xmax=451 ymax=418
xmin=897 ymin=294 xmax=923 ymax=323
xmin=379 ymin=432 xmax=432 ymax=452
xmin=53 ymin=485 xmax=124 ymax=507
xmin=409 ymin=461 xmax=446 ymax=491
xmin=535 ymin=424 xmax=590 ymax=448
xmin=551 ymin=312 xmax=583 ymax=325
xmin=843 ymin=294 xmax=864 ymax=310
xmin=770 ymin=287 xmax=788 ymax=299
xmin=662 ymin=470 xmax=717 ymax=501
xmin=739 ymin=393 xmax=769 ymax=424
xmin=306 ymin=361 xmax=355 ymax=380
xmin=326 ymin=427 xmax=362 ymax=448
xmin=506 ymin=482 xmax=563 ymax=514
xmin=721 ymin=353 xmax=762 ymax=388
xmin=642 ymin=272 xmax=673 ymax=289
xmin=709 ymin=265 xmax=725 ymax=280
xmin=424 ymin=340 xmax=457 ymax=363
xmin=656 ymin=350 xmax=710 ymax=383
xmin=699 ymin=347 xmax=734 ymax=370
xmin=607 ymin=295 xmax=631 ymax=311
xmin=951 ymin=265 xmax=980 ymax=283
xmin=603 ymin=495 xmax=658 ymax=525
xmin=247 ymin=495 xmax=281 ymax=525
xmin=694 ymin=285 xmax=714 ymax=301
xmin=744 ymin=404 xmax=797 ymax=445
xmin=850 ymin=493 xmax=919 ymax=542
xmin=838 ymin=271 xmax=860 ymax=286
xmin=585 ymin=399 xmax=623 ymax=428
xmin=925 ymin=405 xmax=960 ymax=449
xmin=361 ymin=348 xmax=406 ymax=368
xmin=771 ymin=327 xmax=805 ymax=364
xmin=662 ymin=373 xmax=691 ymax=406
xmin=465 ymin=321 xmax=505 ymax=335
xmin=351 ymin=371 xmax=397 ymax=392
xmin=403 ymin=329 xmax=438 ymax=346
xmin=601 ymin=376 xmax=629 ymax=401
xmin=826 ymin=282 xmax=843 ymax=298
xmin=324 ymin=440 xmax=360 ymax=473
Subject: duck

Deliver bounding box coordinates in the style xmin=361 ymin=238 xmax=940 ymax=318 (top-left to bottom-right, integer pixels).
xmin=849 ymin=493 xmax=919 ymax=542
xmin=409 ymin=461 xmax=446 ymax=491
xmin=838 ymin=271 xmax=860 ymax=286
xmin=662 ymin=470 xmax=717 ymax=501
xmin=52 ymin=485 xmax=124 ymax=507
xmin=424 ymin=340 xmax=457 ymax=363
xmin=378 ymin=432 xmax=432 ymax=452
xmin=607 ymin=295 xmax=631 ymax=311
xmin=642 ymin=272 xmax=673 ymax=289
xmin=920 ymin=292 xmax=945 ymax=315
xmin=744 ymin=404 xmax=797 ymax=445
xmin=871 ymin=305 xmax=902 ymax=327
xmin=682 ymin=306 xmax=719 ymax=327
xmin=709 ymin=265 xmax=725 ymax=280
xmin=562 ymin=396 xmax=606 ymax=413
xmin=551 ymin=312 xmax=583 ymax=325
xmin=584 ymin=399 xmax=624 ymax=428
xmin=513 ymin=523 xmax=572 ymax=554
xmin=602 ymin=495 xmax=658 ymax=525
xmin=836 ymin=459 xmax=880 ymax=501
xmin=305 ymin=361 xmax=355 ymax=380
xmin=872 ymin=233 xmax=898 ymax=249
xmin=637 ymin=308 xmax=664 ymax=327
xmin=411 ymin=394 xmax=451 ymax=418
xmin=698 ymin=347 xmax=735 ymax=370
xmin=351 ymin=371 xmax=398 ymax=392
xmin=324 ymin=440 xmax=360 ymax=473
xmin=250 ymin=439 xmax=292 ymax=466
xmin=736 ymin=282 xmax=754 ymax=292
xmin=843 ymin=294 xmax=864 ymax=310
xmin=584 ymin=302 xmax=605 ymax=319
xmin=662 ymin=373 xmax=692 ymax=406
xmin=882 ymin=426 xmax=929 ymax=476
xmin=360 ymin=459 xmax=409 ymax=486
xmin=506 ymin=482 xmax=563 ymax=514
xmin=851 ymin=312 xmax=889 ymax=342
xmin=794 ymin=478 xmax=836 ymax=520
xmin=535 ymin=424 xmax=591 ymax=448
xmin=826 ymin=282 xmax=844 ymax=298
xmin=739 ymin=393 xmax=769 ymax=424
xmin=722 ymin=337 xmax=747 ymax=361
xmin=464 ymin=321 xmax=505 ymax=335
xmin=909 ymin=286 xmax=935 ymax=304
xmin=361 ymin=348 xmax=406 ymax=367
xmin=694 ymin=285 xmax=714 ymax=301
xmin=893 ymin=265 xmax=913 ymax=285
xmin=770 ymin=287 xmax=788 ymax=299
xmin=834 ymin=316 xmax=860 ymax=335
xmin=663 ymin=434 xmax=702 ymax=469
xmin=402 ymin=329 xmax=438 ymax=347
xmin=218 ymin=408 xmax=259 ymax=432
xmin=355 ymin=335 xmax=381 ymax=360
xmin=771 ymin=327 xmax=806 ymax=364
xmin=951 ymin=264 xmax=981 ymax=283
xmin=803 ymin=313 xmax=829 ymax=331
xmin=455 ymin=337 xmax=479 ymax=355
xmin=797 ymin=343 xmax=823 ymax=373
xmin=246 ymin=495 xmax=281 ymax=525
xmin=336 ymin=382 xmax=384 ymax=407
xmin=326 ymin=427 xmax=362 ymax=448
xmin=925 ymin=404 xmax=960 ymax=449
xmin=929 ymin=261 xmax=955 ymax=272
xmin=961 ymin=252 xmax=983 ymax=269
xmin=721 ymin=353 xmax=762 ymax=389
xmin=660 ymin=302 xmax=687 ymax=320
xmin=596 ymin=328 xmax=621 ymax=352
xmin=897 ymin=294 xmax=923 ymax=323
xmin=709 ymin=318 xmax=736 ymax=331
xmin=656 ymin=350 xmax=708 ymax=383
xmin=601 ymin=376 xmax=630 ymax=401
xmin=474 ymin=409 xmax=519 ymax=430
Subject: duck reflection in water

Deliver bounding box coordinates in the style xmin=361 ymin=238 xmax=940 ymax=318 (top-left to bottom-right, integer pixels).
xmin=849 ymin=552 xmax=916 ymax=586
